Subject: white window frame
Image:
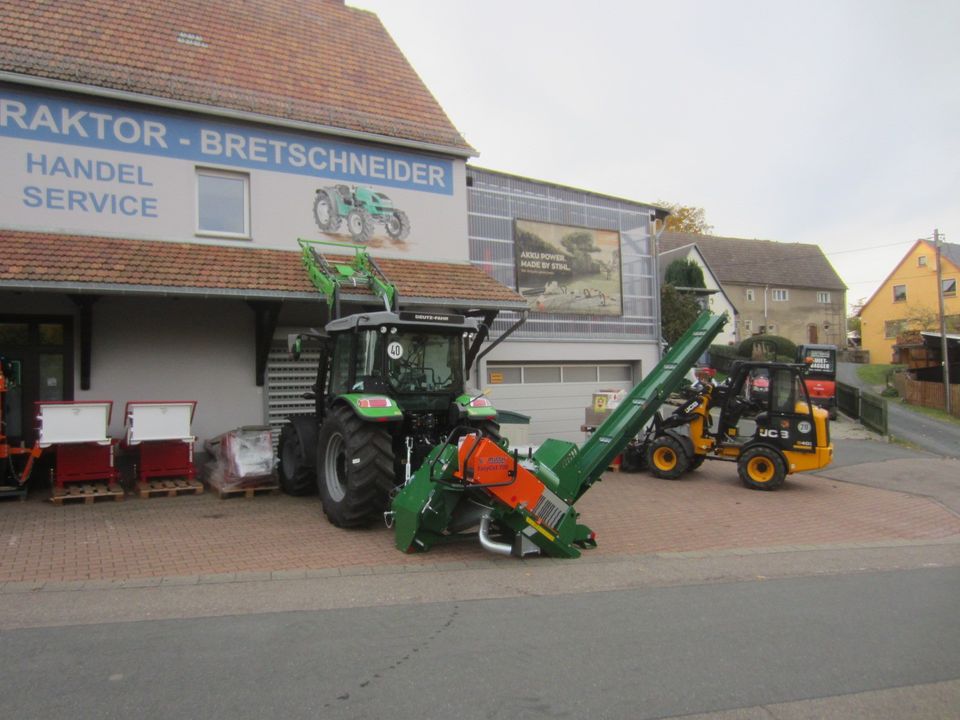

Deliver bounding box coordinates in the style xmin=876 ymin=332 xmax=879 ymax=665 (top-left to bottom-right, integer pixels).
xmin=893 ymin=284 xmax=907 ymax=303
xmin=745 ymin=289 xmax=755 ymax=302
xmin=817 ymin=291 xmax=831 ymax=304
xmin=196 ymin=167 xmax=251 ymax=239
xmin=772 ymin=289 xmax=789 ymax=302
xmin=743 ymin=319 xmax=753 ymax=332
xmin=943 ymin=278 xmax=957 ymax=297
xmin=918 ymin=256 xmax=928 ymax=267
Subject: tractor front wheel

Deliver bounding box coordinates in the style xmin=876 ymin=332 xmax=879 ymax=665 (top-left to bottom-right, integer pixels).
xmin=737 ymin=446 xmax=786 ymax=491
xmin=277 ymin=421 xmax=317 ymax=496
xmin=346 ymin=208 xmax=374 ymax=243
xmin=313 ymin=189 xmax=341 ymax=232
xmin=317 ymin=406 xmax=395 ymax=527
xmin=385 ymin=209 xmax=411 ymax=240
xmin=647 ymin=435 xmax=689 ymax=480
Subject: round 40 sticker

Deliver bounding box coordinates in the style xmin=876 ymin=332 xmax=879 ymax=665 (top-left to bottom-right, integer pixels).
xmin=797 ymin=421 xmax=812 ymax=434
xmin=387 ymin=341 xmax=404 ymax=360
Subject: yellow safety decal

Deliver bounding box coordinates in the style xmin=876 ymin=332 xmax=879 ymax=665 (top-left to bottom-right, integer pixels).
xmin=525 ymin=517 xmax=556 ymax=542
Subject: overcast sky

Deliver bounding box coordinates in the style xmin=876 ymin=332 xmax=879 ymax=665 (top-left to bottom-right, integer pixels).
xmin=353 ymin=0 xmax=959 ymax=311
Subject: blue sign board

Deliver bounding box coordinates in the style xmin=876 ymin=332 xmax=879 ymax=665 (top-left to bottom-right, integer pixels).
xmin=0 ymin=87 xmax=453 ymax=195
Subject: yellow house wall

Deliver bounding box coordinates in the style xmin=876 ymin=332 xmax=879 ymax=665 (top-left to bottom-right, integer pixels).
xmin=860 ymin=240 xmax=960 ymax=363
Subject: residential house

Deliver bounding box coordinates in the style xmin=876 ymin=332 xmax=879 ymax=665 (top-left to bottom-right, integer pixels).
xmin=657 ymin=241 xmax=738 ymax=346
xmin=858 ymin=239 xmax=960 ymax=363
xmin=659 ymin=232 xmax=847 ymax=346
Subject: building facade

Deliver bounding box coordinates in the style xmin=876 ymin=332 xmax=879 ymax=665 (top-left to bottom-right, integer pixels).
xmin=0 ymin=0 xmax=525 ymax=447
xmin=466 ymin=168 xmax=665 ymax=443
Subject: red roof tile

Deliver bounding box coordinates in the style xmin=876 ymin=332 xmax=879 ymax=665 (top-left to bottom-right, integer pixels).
xmin=0 ymin=0 xmax=472 ymax=153
xmin=0 ymin=230 xmax=525 ymax=309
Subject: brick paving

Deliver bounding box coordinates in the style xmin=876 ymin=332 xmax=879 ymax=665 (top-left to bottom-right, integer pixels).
xmin=1 ymin=463 xmax=958 ymax=584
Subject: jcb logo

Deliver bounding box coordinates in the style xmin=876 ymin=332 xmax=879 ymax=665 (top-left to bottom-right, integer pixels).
xmin=759 ymin=428 xmax=789 ymax=439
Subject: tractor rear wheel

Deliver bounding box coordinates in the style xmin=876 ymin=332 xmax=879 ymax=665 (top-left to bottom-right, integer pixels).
xmin=317 ymin=406 xmax=395 ymax=527
xmin=647 ymin=435 xmax=689 ymax=479
xmin=346 ymin=208 xmax=374 ymax=243
xmin=385 ymin=209 xmax=410 ymax=240
xmin=277 ymin=421 xmax=316 ymax=496
xmin=738 ymin=446 xmax=786 ymax=491
xmin=313 ymin=189 xmax=341 ymax=232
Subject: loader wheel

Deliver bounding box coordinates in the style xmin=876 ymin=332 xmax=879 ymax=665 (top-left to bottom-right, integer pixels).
xmin=346 ymin=208 xmax=374 ymax=243
xmin=277 ymin=421 xmax=317 ymax=496
xmin=385 ymin=209 xmax=410 ymax=240
xmin=313 ymin=189 xmax=341 ymax=232
xmin=317 ymin=406 xmax=395 ymax=527
xmin=647 ymin=435 xmax=689 ymax=480
xmin=738 ymin=446 xmax=786 ymax=491
xmin=619 ymin=442 xmax=648 ymax=473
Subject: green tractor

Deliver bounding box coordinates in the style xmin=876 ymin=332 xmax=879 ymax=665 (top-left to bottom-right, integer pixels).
xmin=313 ymin=184 xmax=411 ymax=244
xmin=277 ymin=239 xmax=512 ymax=527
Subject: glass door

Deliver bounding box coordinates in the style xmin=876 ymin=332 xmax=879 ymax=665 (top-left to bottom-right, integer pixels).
xmin=0 ymin=318 xmax=73 ymax=444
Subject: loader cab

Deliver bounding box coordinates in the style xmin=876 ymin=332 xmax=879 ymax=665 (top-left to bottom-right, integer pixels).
xmin=721 ymin=361 xmax=826 ymax=454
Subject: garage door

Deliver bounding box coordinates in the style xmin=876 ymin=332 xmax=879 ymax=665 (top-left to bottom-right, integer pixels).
xmin=485 ymin=362 xmax=635 ymax=444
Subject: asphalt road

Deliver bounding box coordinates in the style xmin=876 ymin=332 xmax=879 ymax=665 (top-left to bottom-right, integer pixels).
xmin=2 ymin=566 xmax=958 ymax=720
xmin=838 ymin=362 xmax=960 ymax=457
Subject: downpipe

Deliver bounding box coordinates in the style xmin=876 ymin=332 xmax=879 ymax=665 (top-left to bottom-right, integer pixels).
xmin=478 ymin=515 xmax=512 ymax=557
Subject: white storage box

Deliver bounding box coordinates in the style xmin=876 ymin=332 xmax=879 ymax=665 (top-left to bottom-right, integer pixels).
xmin=125 ymin=401 xmax=196 ymax=445
xmin=36 ymin=401 xmax=113 ymax=447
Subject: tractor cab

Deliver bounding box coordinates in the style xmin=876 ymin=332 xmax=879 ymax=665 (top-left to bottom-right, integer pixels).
xmin=322 ymin=310 xmax=482 ymax=415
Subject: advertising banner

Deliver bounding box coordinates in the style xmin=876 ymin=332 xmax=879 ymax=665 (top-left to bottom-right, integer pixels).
xmin=515 ymin=219 xmax=622 ymax=315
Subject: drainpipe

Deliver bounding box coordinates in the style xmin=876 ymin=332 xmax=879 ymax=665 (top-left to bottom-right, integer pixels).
xmin=763 ymin=285 xmax=769 ymax=331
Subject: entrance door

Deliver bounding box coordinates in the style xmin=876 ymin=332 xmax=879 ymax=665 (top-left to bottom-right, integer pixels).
xmin=807 ymin=324 xmax=819 ymax=343
xmin=0 ymin=317 xmax=74 ymax=444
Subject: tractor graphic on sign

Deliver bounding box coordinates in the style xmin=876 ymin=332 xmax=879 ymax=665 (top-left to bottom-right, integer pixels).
xmin=313 ymin=184 xmax=411 ymax=244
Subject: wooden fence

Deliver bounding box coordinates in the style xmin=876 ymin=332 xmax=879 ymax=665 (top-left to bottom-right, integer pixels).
xmin=893 ymin=374 xmax=960 ymax=418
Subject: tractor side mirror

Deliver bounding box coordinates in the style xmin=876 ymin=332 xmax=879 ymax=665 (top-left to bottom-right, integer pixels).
xmin=288 ymin=334 xmax=303 ymax=360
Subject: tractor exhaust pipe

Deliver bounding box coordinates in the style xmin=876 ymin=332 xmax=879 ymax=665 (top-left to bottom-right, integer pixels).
xmin=478 ymin=516 xmax=512 ymax=557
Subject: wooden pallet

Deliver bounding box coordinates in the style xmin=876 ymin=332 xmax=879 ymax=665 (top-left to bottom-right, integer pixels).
xmin=136 ymin=478 xmax=204 ymax=498
xmin=214 ymin=483 xmax=280 ymax=500
xmin=50 ymin=482 xmax=125 ymax=505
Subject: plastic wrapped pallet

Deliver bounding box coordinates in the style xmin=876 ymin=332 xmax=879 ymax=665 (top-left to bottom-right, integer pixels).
xmin=204 ymin=426 xmax=276 ymax=491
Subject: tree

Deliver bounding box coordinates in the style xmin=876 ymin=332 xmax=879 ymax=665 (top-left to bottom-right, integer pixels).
xmin=560 ymin=231 xmax=602 ymax=274
xmin=660 ymin=284 xmax=702 ymax=345
xmin=657 ymin=202 xmax=714 ymax=235
xmin=664 ymin=258 xmax=706 ymax=289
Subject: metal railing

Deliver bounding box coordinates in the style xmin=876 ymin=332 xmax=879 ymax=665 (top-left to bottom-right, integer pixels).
xmin=860 ymin=391 xmax=888 ymax=435
xmin=837 ymin=382 xmax=860 ymax=419
xmin=836 ymin=381 xmax=888 ymax=435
